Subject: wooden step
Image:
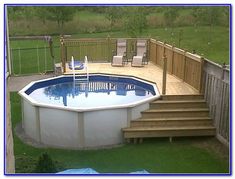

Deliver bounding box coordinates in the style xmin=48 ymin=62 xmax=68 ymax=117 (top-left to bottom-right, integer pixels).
xmin=161 ymin=94 xmax=204 ymax=101
xmin=141 ymin=108 xmax=209 ymax=118
xmin=150 ymin=100 xmax=207 ymax=109
xmin=123 ymin=126 xmax=216 ymax=139
xmin=130 ymin=117 xmax=213 ymax=127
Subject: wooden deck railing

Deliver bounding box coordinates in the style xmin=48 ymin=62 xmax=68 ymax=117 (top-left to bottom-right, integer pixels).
xmin=60 ymin=37 xmax=150 ymax=73
xmin=203 ymin=60 xmax=230 ymax=146
xmin=149 ymin=39 xmax=230 ymax=145
xmin=149 ymin=39 xmax=204 ymax=92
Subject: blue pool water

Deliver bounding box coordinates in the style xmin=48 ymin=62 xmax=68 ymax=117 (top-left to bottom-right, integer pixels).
xmin=27 ymin=75 xmax=156 ymax=108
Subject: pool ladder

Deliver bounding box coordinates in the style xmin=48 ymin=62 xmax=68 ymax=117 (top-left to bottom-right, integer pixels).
xmin=71 ymin=56 xmax=89 ymax=82
xmin=71 ymin=56 xmax=89 ymax=98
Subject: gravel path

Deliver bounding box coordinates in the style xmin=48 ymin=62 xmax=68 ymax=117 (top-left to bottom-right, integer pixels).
xmin=7 ymin=74 xmax=54 ymax=92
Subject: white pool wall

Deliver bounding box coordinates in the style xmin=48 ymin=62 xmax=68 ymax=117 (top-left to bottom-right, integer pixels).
xmin=19 ymin=74 xmax=159 ymax=149
xmin=21 ymin=99 xmax=149 ymax=149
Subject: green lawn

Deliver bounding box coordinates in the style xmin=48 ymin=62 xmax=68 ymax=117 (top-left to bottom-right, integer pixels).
xmin=9 ymin=26 xmax=229 ymax=75
xmin=10 ymin=92 xmax=229 ymax=174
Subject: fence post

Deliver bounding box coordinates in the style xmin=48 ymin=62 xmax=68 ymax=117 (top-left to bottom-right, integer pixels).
xmin=49 ymin=38 xmax=55 ymax=73
xmin=37 ymin=46 xmax=40 ymax=73
xmin=107 ymin=35 xmax=111 ymax=62
xmin=10 ymin=48 xmax=14 ymax=75
xmin=162 ymin=44 xmax=167 ymax=95
xmin=18 ymin=47 xmax=21 ymax=74
xmin=44 ymin=45 xmax=47 ymax=73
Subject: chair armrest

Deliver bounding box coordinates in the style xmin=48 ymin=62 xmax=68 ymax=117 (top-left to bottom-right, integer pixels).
xmin=143 ymin=52 xmax=147 ymax=57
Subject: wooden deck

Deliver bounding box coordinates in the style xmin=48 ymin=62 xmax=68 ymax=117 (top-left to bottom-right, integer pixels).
xmin=63 ymin=62 xmax=198 ymax=95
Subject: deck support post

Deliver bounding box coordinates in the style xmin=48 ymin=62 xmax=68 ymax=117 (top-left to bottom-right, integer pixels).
xmin=169 ymin=137 xmax=173 ymax=143
xmin=162 ymin=54 xmax=167 ymax=95
xmin=126 ymin=138 xmax=130 ymax=144
xmin=133 ymin=138 xmax=137 ymax=144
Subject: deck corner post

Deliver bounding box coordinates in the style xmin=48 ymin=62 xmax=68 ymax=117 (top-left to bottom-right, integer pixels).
xmin=60 ymin=36 xmax=66 ymax=73
xmin=199 ymin=57 xmax=205 ymax=94
xmin=221 ymin=62 xmax=227 ymax=80
xmin=107 ymin=35 xmax=111 ymax=62
xmin=162 ymin=53 xmax=167 ymax=95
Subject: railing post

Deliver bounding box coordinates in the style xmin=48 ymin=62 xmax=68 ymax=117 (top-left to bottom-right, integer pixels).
xmin=171 ymin=44 xmax=175 ymax=74
xmin=60 ymin=36 xmax=66 ymax=73
xmin=199 ymin=57 xmax=205 ymax=94
xmin=44 ymin=45 xmax=47 ymax=73
xmin=155 ymin=40 xmax=158 ymax=64
xmin=107 ymin=35 xmax=111 ymax=62
xmin=162 ymin=45 xmax=167 ymax=95
xmin=183 ymin=50 xmax=187 ymax=81
xmin=221 ymin=62 xmax=227 ymax=80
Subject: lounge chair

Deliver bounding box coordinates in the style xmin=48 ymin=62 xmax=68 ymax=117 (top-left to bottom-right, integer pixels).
xmin=111 ymin=39 xmax=127 ymax=67
xmin=131 ymin=40 xmax=147 ymax=67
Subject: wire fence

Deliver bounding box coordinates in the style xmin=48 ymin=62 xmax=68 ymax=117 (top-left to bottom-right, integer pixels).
xmin=10 ymin=46 xmax=60 ymax=75
xmin=9 ymin=38 xmax=150 ymax=76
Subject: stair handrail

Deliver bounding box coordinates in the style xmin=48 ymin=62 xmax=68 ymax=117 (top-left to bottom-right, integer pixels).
xmin=71 ymin=56 xmax=76 ymax=81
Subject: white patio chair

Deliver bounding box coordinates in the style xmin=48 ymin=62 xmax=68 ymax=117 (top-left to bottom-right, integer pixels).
xmin=111 ymin=39 xmax=127 ymax=67
xmin=131 ymin=40 xmax=147 ymax=67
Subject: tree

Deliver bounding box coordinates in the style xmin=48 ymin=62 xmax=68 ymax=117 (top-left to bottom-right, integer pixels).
xmin=42 ymin=6 xmax=76 ymax=29
xmin=8 ymin=6 xmax=35 ymax=20
xmin=124 ymin=7 xmax=148 ymax=37
xmin=34 ymin=6 xmax=50 ymax=25
xmin=34 ymin=153 xmax=57 ymax=173
xmin=192 ymin=6 xmax=227 ymax=27
xmin=105 ymin=7 xmax=123 ymax=31
xmin=191 ymin=6 xmax=227 ymax=43
xmin=163 ymin=7 xmax=179 ymax=30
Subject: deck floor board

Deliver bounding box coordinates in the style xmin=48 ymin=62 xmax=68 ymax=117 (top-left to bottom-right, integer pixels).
xmin=64 ymin=62 xmax=198 ymax=95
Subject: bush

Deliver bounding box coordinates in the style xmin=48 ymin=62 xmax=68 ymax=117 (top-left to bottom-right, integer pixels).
xmin=33 ymin=153 xmax=57 ymax=173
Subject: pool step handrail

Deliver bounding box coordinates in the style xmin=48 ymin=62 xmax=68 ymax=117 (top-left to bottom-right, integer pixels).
xmin=72 ymin=56 xmax=89 ymax=82
xmin=71 ymin=56 xmax=76 ymax=81
xmin=84 ymin=56 xmax=89 ymax=81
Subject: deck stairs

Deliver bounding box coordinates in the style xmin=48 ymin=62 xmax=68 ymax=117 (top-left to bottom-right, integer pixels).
xmin=122 ymin=94 xmax=216 ymax=143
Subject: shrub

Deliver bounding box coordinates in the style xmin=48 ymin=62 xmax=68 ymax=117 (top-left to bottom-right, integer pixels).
xmin=33 ymin=153 xmax=57 ymax=173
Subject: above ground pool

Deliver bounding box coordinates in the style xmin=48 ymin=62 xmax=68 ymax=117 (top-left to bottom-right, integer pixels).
xmin=19 ymin=74 xmax=160 ymax=149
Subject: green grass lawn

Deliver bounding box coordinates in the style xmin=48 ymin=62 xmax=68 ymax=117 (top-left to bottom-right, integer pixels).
xmin=9 ymin=26 xmax=229 ymax=75
xmin=10 ymin=92 xmax=229 ymax=174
